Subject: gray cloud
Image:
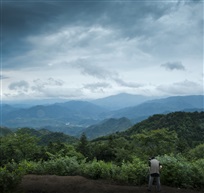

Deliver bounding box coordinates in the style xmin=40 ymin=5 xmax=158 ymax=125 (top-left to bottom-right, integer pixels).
xmin=2 ymin=1 xmax=170 ymax=38
xmin=157 ymin=80 xmax=203 ymax=95
xmin=113 ymin=78 xmax=144 ymax=88
xmin=2 ymin=1 xmax=202 ymax=100
xmin=74 ymin=60 xmax=143 ymax=89
xmin=3 ymin=1 xmax=202 ymax=71
xmin=9 ymin=80 xmax=29 ymax=91
xmin=161 ymin=62 xmax=186 ymax=71
xmin=74 ymin=60 xmax=117 ymax=80
xmin=28 ymin=79 xmax=82 ymax=99
xmin=0 ymin=75 xmax=9 ymax=79
xmin=83 ymin=82 xmax=111 ymax=92
xmin=2 ymin=1 xmax=179 ymax=66
xmin=7 ymin=78 xmax=64 ymax=97
xmin=39 ymin=87 xmax=83 ymax=99
xmin=2 ymin=1 xmax=111 ymax=60
xmin=31 ymin=78 xmax=64 ymax=92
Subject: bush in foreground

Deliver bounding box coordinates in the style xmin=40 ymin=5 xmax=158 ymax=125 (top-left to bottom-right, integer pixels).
xmin=158 ymin=155 xmax=204 ymax=189
xmin=0 ymin=161 xmax=25 ymax=193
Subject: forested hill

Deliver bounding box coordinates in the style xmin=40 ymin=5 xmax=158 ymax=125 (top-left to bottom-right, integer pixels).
xmin=80 ymin=117 xmax=132 ymax=140
xmin=1 ymin=111 xmax=204 ymax=192
xmin=0 ymin=126 xmax=13 ymax=137
xmin=0 ymin=127 xmax=78 ymax=145
xmin=121 ymin=111 xmax=204 ymax=148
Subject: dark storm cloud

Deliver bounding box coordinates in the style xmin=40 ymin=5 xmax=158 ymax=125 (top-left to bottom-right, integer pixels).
xmin=161 ymin=62 xmax=186 ymax=71
xmin=2 ymin=0 xmax=203 ymax=99
xmin=3 ymin=0 xmax=169 ymax=32
xmin=3 ymin=2 xmax=113 ymax=68
xmin=103 ymin=1 xmax=171 ymax=34
xmin=2 ymin=1 xmax=109 ymax=39
xmin=2 ymin=0 xmax=173 ymax=67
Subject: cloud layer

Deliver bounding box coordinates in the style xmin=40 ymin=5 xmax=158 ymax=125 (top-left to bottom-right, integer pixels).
xmin=1 ymin=0 xmax=203 ymax=101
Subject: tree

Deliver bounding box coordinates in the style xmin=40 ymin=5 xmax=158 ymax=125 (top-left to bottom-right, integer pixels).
xmin=187 ymin=143 xmax=204 ymax=160
xmin=131 ymin=128 xmax=179 ymax=159
xmin=0 ymin=133 xmax=39 ymax=165
xmin=77 ymin=133 xmax=90 ymax=158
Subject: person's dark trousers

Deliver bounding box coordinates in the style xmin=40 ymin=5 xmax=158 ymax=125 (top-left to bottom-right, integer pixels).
xmin=148 ymin=174 xmax=161 ymax=191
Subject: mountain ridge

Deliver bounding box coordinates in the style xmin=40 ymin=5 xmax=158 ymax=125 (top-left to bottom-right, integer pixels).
xmin=79 ymin=117 xmax=133 ymax=139
xmin=1 ymin=94 xmax=203 ymax=136
xmin=91 ymin=93 xmax=159 ymax=110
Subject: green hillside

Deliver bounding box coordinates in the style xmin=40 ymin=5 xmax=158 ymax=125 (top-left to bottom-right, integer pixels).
xmin=81 ymin=117 xmax=132 ymax=139
xmin=91 ymin=111 xmax=204 ymax=161
xmin=15 ymin=127 xmax=78 ymax=145
xmin=0 ymin=127 xmax=13 ymax=137
xmin=122 ymin=111 xmax=204 ymax=149
xmin=1 ymin=111 xmax=204 ymax=192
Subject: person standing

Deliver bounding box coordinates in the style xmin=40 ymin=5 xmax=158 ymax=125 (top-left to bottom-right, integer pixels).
xmin=148 ymin=156 xmax=162 ymax=192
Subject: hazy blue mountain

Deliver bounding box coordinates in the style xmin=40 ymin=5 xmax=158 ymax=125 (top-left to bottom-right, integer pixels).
xmin=1 ymin=95 xmax=203 ymax=136
xmin=42 ymin=125 xmax=85 ymax=136
xmin=1 ymin=104 xmax=18 ymax=114
xmin=79 ymin=117 xmax=133 ymax=140
xmin=109 ymin=95 xmax=204 ymax=123
xmin=56 ymin=100 xmax=107 ymax=116
xmin=91 ymin=93 xmax=159 ymax=110
xmin=2 ymin=98 xmax=68 ymax=107
xmin=1 ymin=101 xmax=108 ymax=129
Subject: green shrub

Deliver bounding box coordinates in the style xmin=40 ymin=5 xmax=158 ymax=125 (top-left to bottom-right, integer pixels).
xmin=158 ymin=155 xmax=204 ymax=189
xmin=81 ymin=157 xmax=147 ymax=185
xmin=8 ymin=154 xmax=203 ymax=191
xmin=114 ymin=156 xmax=148 ymax=185
xmin=18 ymin=160 xmax=42 ymax=174
xmin=187 ymin=144 xmax=204 ymax=160
xmin=191 ymin=159 xmax=204 ymax=189
xmin=81 ymin=159 xmax=119 ymax=180
xmin=45 ymin=156 xmax=82 ymax=175
xmin=0 ymin=161 xmax=25 ymax=193
xmin=23 ymin=156 xmax=85 ymax=176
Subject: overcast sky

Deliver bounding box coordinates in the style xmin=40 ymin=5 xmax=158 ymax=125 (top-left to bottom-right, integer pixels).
xmin=1 ymin=0 xmax=203 ymax=102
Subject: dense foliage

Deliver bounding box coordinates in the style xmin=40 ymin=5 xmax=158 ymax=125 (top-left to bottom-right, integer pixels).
xmin=0 ymin=111 xmax=204 ymax=193
xmin=81 ymin=117 xmax=133 ymax=140
xmin=0 ymin=127 xmax=13 ymax=137
xmin=122 ymin=111 xmax=204 ymax=151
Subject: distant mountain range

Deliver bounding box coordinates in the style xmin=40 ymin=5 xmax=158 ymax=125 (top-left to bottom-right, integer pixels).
xmin=109 ymin=95 xmax=204 ymax=122
xmin=1 ymin=94 xmax=203 ymax=138
xmin=78 ymin=117 xmax=133 ymax=140
xmin=1 ymin=101 xmax=107 ymax=129
xmin=91 ymin=93 xmax=159 ymax=110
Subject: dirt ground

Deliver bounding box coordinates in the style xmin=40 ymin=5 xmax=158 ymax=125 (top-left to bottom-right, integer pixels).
xmin=16 ymin=175 xmax=204 ymax=193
